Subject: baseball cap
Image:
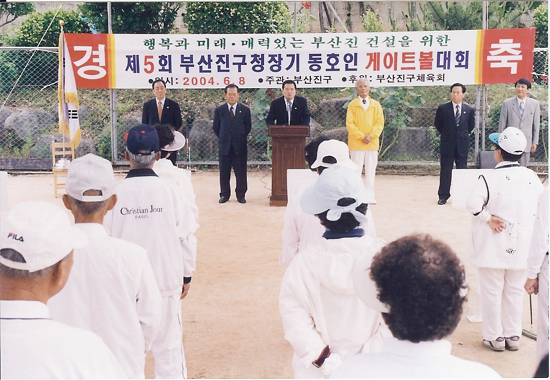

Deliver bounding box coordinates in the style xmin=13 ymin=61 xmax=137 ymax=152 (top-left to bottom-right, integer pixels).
xmin=0 ymin=201 xmax=88 ymax=272
xmin=489 ymin=127 xmax=527 ymax=155
xmin=125 ymin=124 xmax=159 ymax=155
xmin=300 ymin=165 xmax=376 ymax=223
xmin=352 ymin=250 xmax=390 ymax=313
xmin=66 ymin=154 xmax=115 ymax=202
xmin=162 ymin=131 xmax=186 ymax=152
xmin=311 ymin=140 xmax=358 ymax=170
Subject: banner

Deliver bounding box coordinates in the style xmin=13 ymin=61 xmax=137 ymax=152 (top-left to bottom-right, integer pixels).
xmin=58 ymin=31 xmax=81 ymax=148
xmin=64 ymin=28 xmax=535 ymax=89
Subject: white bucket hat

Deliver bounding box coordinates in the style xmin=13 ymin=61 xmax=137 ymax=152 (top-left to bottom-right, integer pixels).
xmin=162 ymin=131 xmax=186 ymax=152
xmin=489 ymin=127 xmax=527 ymax=155
xmin=311 ymin=140 xmax=358 ymax=170
xmin=300 ymin=165 xmax=375 ymax=223
xmin=0 ymin=201 xmax=88 ymax=272
xmin=66 ymin=154 xmax=116 ymax=202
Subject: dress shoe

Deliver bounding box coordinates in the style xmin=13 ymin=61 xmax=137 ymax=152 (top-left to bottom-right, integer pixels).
xmin=237 ymin=197 xmax=246 ymax=204
xmin=437 ymin=198 xmax=447 ymax=205
xmin=219 ymin=196 xmax=229 ymax=204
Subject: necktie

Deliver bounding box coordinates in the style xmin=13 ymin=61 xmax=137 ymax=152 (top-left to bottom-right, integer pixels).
xmin=286 ymin=100 xmax=292 ymax=124
xmin=520 ymin=101 xmax=524 ymax=119
xmin=455 ymin=105 xmax=460 ymax=126
xmin=157 ymin=101 xmax=162 ymax=121
xmin=362 ymin=99 xmax=367 ymax=105
xmin=230 ymin=106 xmax=235 ymax=122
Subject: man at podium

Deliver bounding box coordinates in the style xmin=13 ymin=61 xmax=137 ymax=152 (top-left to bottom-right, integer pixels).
xmin=266 ymin=80 xmax=311 ymax=126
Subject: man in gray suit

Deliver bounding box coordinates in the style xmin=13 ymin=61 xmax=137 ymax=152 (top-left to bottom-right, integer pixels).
xmin=498 ymin=78 xmax=540 ymax=167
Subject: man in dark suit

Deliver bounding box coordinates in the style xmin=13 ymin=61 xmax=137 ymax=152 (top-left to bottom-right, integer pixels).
xmin=266 ymin=79 xmax=311 ymax=126
xmin=434 ymin=83 xmax=475 ymax=205
xmin=213 ymin=84 xmax=252 ymax=204
xmin=142 ymin=78 xmax=183 ymax=165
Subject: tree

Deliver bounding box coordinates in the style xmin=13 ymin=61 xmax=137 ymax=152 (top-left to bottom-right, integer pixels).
xmin=361 ymin=8 xmax=383 ymax=32
xmin=78 ymin=3 xmax=181 ymax=34
xmin=0 ymin=9 xmax=90 ymax=88
xmin=0 ymin=3 xmax=35 ymax=29
xmin=183 ymin=2 xmax=292 ymax=34
xmin=533 ymin=5 xmax=548 ymax=48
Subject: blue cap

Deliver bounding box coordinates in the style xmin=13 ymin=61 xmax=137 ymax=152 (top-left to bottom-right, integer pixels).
xmin=126 ymin=124 xmax=159 ymax=155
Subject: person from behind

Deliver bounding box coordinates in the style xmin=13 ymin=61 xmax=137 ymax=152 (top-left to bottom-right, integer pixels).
xmin=280 ymin=138 xmax=376 ymax=267
xmin=48 ymin=153 xmax=162 ymax=378
xmin=466 ymin=127 xmax=543 ymax=352
xmin=104 ymin=124 xmax=198 ymax=379
xmin=279 ymin=165 xmax=388 ymax=378
xmin=0 ymin=201 xmax=125 ymax=379
xmin=154 ymin=124 xmax=199 ymax=221
xmin=332 ymin=234 xmax=500 ymax=378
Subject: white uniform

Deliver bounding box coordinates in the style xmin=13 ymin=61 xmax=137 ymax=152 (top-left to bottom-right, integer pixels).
xmin=279 ymin=234 xmax=390 ymax=378
xmin=466 ymin=161 xmax=543 ymax=341
xmin=154 ymin=158 xmax=199 ymax=221
xmin=1 ymin=300 xmax=126 ymax=379
xmin=281 ymin=171 xmax=376 ymax=267
xmin=527 ymin=187 xmax=549 ymax=363
xmin=48 ymin=223 xmax=162 ymax=378
xmin=104 ymin=169 xmax=199 ymax=379
xmin=331 ymin=338 xmax=501 ymax=378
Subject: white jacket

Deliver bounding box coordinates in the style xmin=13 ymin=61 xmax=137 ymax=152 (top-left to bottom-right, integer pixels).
xmin=104 ymin=169 xmax=199 ymax=296
xmin=527 ymin=187 xmax=549 ymax=279
xmin=466 ymin=162 xmax=543 ymax=269
xmin=279 ymin=234 xmax=390 ymax=378
xmin=48 ymin=223 xmax=162 ymax=378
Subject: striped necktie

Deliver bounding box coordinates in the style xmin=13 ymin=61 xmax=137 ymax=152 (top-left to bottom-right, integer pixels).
xmin=230 ymin=106 xmax=235 ymax=122
xmin=455 ymin=105 xmax=460 ymax=126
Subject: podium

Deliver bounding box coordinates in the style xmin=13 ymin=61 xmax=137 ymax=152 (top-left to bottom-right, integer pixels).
xmin=268 ymin=125 xmax=310 ymax=206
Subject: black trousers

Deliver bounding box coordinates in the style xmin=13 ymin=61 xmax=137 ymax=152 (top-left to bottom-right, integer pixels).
xmin=438 ymin=150 xmax=467 ymax=200
xmin=219 ymin=145 xmax=247 ymax=199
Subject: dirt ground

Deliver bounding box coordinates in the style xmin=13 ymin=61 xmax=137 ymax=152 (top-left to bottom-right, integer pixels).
xmin=2 ymin=169 xmax=546 ymax=378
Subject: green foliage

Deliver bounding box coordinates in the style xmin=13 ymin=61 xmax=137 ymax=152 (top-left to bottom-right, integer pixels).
xmin=392 ymin=1 xmax=536 ymax=32
xmin=182 ymin=2 xmax=292 ymax=34
xmin=533 ymin=5 xmax=548 ymax=48
xmin=368 ymin=87 xmax=426 ymax=158
xmin=0 ymin=9 xmax=90 ymax=89
xmin=0 ymin=3 xmax=34 ymax=29
xmin=361 ymin=9 xmax=383 ymax=32
xmin=250 ymin=88 xmax=273 ymax=159
xmin=78 ymin=3 xmax=181 ymax=34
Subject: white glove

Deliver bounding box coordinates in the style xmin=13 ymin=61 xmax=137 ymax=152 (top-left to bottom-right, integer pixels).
xmin=320 ymin=352 xmax=342 ymax=376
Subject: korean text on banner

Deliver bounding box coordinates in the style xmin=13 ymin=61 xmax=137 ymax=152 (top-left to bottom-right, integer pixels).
xmin=58 ymin=31 xmax=81 ymax=148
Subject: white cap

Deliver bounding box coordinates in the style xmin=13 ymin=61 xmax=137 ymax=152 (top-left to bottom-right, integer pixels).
xmin=489 ymin=127 xmax=527 ymax=155
xmin=0 ymin=201 xmax=88 ymax=272
xmin=162 ymin=131 xmax=186 ymax=152
xmin=300 ymin=165 xmax=375 ymax=223
xmin=352 ymin=251 xmax=390 ymax=313
xmin=311 ymin=140 xmax=358 ymax=170
xmin=66 ymin=154 xmax=116 ymax=202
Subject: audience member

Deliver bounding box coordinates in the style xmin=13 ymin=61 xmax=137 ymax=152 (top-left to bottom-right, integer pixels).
xmin=0 ymin=201 xmax=125 ymax=378
xmin=104 ymin=124 xmax=198 ymax=378
xmin=279 ymin=165 xmax=388 ymax=378
xmin=333 ymin=234 xmax=500 ymax=378
xmin=48 ymin=154 xmax=162 ymax=378
xmin=466 ymin=127 xmax=543 ymax=351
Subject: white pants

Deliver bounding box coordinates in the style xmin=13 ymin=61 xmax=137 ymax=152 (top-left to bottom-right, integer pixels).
xmin=537 ymin=256 xmax=549 ymax=363
xmin=349 ymin=150 xmax=378 ymax=196
xmin=478 ymin=268 xmax=526 ymax=341
xmin=151 ymin=293 xmax=187 ymax=379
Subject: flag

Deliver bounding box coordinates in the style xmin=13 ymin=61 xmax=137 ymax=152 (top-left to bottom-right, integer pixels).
xmin=58 ymin=30 xmax=81 ymax=148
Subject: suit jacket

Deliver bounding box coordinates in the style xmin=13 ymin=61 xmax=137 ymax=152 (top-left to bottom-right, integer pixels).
xmin=142 ymin=97 xmax=183 ymax=130
xmin=212 ymin=103 xmax=252 ymax=156
xmin=498 ymin=97 xmax=540 ymax=151
xmin=434 ymin=102 xmax=475 ymax=157
xmin=266 ymin=95 xmax=311 ymax=126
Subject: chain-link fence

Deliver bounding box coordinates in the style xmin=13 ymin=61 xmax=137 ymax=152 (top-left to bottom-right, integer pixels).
xmin=0 ymin=46 xmax=547 ymax=170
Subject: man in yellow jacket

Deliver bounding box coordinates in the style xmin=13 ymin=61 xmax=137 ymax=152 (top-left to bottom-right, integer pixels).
xmin=346 ymin=78 xmax=385 ymax=195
